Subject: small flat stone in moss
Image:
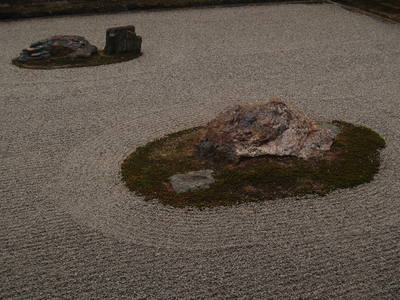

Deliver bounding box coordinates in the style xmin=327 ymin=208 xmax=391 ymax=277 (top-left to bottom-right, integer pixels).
xmin=169 ymin=170 xmax=215 ymax=193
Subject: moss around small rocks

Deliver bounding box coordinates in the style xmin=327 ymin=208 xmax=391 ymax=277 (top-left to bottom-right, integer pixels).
xmin=121 ymin=121 xmax=386 ymax=208
xmin=12 ymin=51 xmax=141 ymax=70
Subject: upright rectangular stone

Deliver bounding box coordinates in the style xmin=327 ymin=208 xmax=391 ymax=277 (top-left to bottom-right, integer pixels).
xmin=104 ymin=25 xmax=142 ymax=56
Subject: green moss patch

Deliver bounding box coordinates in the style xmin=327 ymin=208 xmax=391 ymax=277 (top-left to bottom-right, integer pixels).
xmin=121 ymin=121 xmax=386 ymax=208
xmin=12 ymin=51 xmax=141 ymax=70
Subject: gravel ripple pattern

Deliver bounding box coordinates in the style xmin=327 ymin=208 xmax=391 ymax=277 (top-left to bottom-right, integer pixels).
xmin=1 ymin=3 xmax=399 ymax=299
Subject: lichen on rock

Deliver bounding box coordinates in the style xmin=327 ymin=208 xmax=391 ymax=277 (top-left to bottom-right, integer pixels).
xmin=198 ymin=99 xmax=339 ymax=161
xmin=169 ymin=170 xmax=215 ymax=193
xmin=16 ymin=35 xmax=98 ymax=63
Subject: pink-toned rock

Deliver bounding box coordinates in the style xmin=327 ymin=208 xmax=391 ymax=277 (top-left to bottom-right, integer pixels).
xmin=197 ymin=99 xmax=338 ymax=161
xmin=17 ymin=35 xmax=97 ymax=63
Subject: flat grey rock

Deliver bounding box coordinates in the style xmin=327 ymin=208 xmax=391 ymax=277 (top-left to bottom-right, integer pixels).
xmin=169 ymin=170 xmax=215 ymax=193
xmin=17 ymin=35 xmax=97 ymax=63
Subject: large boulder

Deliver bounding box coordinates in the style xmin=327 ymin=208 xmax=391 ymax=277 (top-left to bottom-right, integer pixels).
xmin=197 ymin=99 xmax=339 ymax=161
xmin=17 ymin=35 xmax=98 ymax=63
xmin=104 ymin=25 xmax=142 ymax=56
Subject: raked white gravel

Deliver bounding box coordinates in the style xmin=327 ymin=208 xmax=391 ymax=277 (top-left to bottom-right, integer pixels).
xmin=1 ymin=3 xmax=399 ymax=299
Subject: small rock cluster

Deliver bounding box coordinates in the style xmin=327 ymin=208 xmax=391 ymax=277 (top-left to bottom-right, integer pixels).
xmin=198 ymin=99 xmax=339 ymax=161
xmin=16 ymin=26 xmax=142 ymax=64
xmin=17 ymin=35 xmax=98 ymax=63
xmin=168 ymin=99 xmax=339 ymax=193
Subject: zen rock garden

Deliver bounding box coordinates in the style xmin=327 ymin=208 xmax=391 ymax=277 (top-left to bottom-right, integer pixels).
xmin=10 ymin=23 xmax=387 ymax=208
xmin=13 ymin=25 xmax=142 ymax=69
xmin=121 ymin=98 xmax=386 ymax=208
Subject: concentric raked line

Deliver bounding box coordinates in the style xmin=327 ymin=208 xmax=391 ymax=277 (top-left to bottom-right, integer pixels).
xmin=53 ymin=99 xmax=399 ymax=250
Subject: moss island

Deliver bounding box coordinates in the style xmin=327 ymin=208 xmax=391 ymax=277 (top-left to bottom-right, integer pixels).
xmin=121 ymin=121 xmax=385 ymax=208
xmin=12 ymin=51 xmax=141 ymax=70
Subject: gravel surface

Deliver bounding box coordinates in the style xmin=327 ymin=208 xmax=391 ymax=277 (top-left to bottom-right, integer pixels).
xmin=1 ymin=3 xmax=399 ymax=299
